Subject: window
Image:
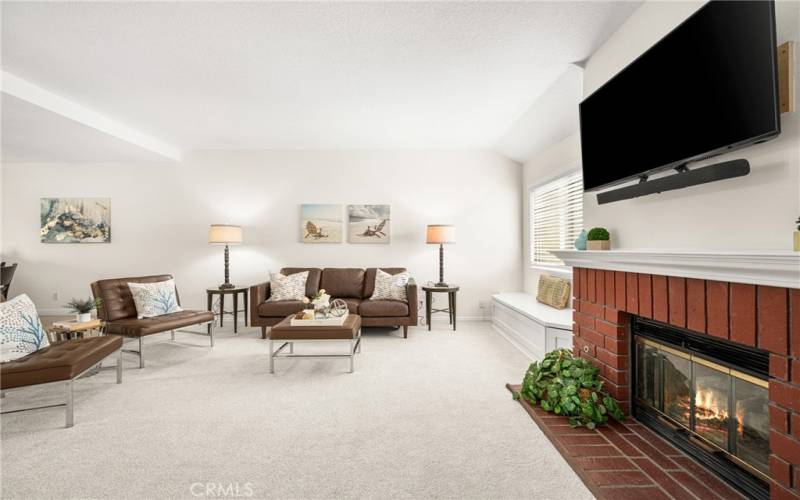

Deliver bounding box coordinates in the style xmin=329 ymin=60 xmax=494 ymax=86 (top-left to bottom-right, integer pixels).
xmin=530 ymin=171 xmax=583 ymax=265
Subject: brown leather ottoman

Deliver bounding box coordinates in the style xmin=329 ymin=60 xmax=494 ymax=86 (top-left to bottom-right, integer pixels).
xmin=1 ymin=335 xmax=123 ymax=428
xmin=269 ymin=314 xmax=362 ymax=373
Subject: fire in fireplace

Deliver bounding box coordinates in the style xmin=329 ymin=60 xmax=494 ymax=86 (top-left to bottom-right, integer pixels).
xmin=631 ymin=317 xmax=770 ymax=500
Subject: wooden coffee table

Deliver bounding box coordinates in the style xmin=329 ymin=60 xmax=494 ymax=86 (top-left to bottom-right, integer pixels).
xmin=48 ymin=319 xmax=105 ymax=342
xmin=268 ymin=314 xmax=362 ymax=374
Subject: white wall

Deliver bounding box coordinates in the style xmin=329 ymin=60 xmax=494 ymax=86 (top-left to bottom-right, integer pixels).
xmin=521 ymin=0 xmax=799 ymax=297
xmin=581 ymin=0 xmax=799 ymax=250
xmin=1 ymin=150 xmax=522 ymax=318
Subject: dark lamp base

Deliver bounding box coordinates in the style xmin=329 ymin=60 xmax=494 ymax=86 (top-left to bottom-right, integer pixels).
xmin=219 ymin=283 xmax=236 ymax=290
xmin=435 ymin=282 xmax=449 ymax=288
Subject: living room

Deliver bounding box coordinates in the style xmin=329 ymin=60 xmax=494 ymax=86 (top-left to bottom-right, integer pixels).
xmin=1 ymin=1 xmax=799 ymax=499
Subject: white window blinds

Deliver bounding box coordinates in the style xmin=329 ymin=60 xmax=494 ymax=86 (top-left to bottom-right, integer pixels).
xmin=530 ymin=171 xmax=584 ymax=265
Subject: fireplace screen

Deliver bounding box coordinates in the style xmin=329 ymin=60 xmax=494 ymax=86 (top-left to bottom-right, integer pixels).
xmin=635 ymin=337 xmax=769 ymax=477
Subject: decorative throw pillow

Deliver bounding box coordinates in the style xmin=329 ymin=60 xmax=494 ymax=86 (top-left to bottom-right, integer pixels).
xmin=268 ymin=271 xmax=309 ymax=302
xmin=370 ymin=269 xmax=410 ymax=302
xmin=0 ymin=294 xmax=50 ymax=363
xmin=127 ymin=279 xmax=183 ymax=319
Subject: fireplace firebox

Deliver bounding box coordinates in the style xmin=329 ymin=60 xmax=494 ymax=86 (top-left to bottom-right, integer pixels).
xmin=631 ymin=317 xmax=770 ymax=500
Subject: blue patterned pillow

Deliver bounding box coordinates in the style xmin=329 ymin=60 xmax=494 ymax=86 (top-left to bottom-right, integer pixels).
xmin=127 ymin=279 xmax=183 ymax=319
xmin=1 ymin=294 xmax=50 ymax=363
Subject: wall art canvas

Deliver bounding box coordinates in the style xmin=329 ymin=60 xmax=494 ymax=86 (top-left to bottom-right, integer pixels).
xmin=40 ymin=198 xmax=111 ymax=243
xmin=301 ymin=204 xmax=343 ymax=243
xmin=348 ymin=204 xmax=390 ymax=243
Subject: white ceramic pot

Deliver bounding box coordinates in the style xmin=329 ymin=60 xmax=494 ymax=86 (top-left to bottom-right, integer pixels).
xmin=77 ymin=312 xmax=92 ymax=323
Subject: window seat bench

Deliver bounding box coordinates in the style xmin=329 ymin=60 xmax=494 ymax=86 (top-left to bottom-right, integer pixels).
xmin=491 ymin=292 xmax=572 ymax=361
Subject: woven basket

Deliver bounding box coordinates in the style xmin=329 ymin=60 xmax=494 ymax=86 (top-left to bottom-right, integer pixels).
xmin=536 ymin=275 xmax=571 ymax=309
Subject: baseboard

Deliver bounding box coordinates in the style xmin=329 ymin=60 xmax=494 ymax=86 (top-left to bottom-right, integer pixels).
xmin=428 ymin=315 xmax=489 ymax=323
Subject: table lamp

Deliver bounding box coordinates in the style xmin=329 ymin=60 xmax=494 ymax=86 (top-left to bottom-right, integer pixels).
xmin=426 ymin=224 xmax=455 ymax=287
xmin=209 ymin=224 xmax=242 ymax=289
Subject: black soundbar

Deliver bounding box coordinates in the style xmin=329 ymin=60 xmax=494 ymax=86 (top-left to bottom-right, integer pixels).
xmin=596 ymin=159 xmax=750 ymax=205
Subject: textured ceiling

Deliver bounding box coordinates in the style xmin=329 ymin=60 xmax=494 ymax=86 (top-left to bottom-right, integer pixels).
xmin=1 ymin=1 xmax=640 ymax=154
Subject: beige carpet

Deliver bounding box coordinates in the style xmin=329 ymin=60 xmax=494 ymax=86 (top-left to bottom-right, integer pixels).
xmin=1 ymin=321 xmax=592 ymax=500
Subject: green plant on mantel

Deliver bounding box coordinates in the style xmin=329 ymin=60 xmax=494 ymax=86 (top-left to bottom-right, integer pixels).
xmin=513 ymin=349 xmax=624 ymax=429
xmin=587 ymin=227 xmax=610 ymax=241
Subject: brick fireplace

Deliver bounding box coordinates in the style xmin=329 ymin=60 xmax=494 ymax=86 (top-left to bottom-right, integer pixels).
xmin=569 ymin=263 xmax=800 ymax=499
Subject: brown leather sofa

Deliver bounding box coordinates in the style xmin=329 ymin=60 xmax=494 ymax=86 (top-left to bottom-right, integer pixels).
xmin=250 ymin=267 xmax=418 ymax=339
xmin=1 ymin=335 xmax=123 ymax=428
xmin=91 ymin=275 xmax=214 ymax=368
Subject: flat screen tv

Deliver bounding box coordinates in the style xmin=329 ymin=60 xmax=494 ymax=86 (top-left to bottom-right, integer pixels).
xmin=579 ymin=0 xmax=780 ymax=192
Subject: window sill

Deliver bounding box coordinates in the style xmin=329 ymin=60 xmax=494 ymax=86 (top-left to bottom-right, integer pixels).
xmin=529 ymin=263 xmax=573 ymax=278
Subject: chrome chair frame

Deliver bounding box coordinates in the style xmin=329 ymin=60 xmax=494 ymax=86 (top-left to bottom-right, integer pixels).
xmin=0 ymin=348 xmax=122 ymax=428
xmin=122 ymin=321 xmax=214 ymax=369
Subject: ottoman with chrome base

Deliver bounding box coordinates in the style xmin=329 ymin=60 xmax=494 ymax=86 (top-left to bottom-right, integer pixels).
xmin=268 ymin=314 xmax=362 ymax=373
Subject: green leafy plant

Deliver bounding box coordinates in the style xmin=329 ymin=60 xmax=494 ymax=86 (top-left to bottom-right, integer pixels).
xmin=514 ymin=349 xmax=624 ymax=429
xmin=587 ymin=227 xmax=610 ymax=241
xmin=65 ymin=297 xmax=101 ymax=314
xmin=796 ymin=216 xmax=800 ymax=231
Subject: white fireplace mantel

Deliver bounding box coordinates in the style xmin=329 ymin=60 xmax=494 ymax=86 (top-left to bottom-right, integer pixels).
xmin=551 ymin=249 xmax=800 ymax=289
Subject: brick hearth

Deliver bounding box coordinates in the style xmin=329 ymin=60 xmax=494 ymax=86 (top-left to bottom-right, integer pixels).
xmin=571 ymin=267 xmax=800 ymax=499
xmin=507 ymin=383 xmax=745 ymax=500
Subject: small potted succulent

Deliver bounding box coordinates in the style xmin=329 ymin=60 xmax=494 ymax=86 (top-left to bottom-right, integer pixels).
xmin=587 ymin=227 xmax=611 ymax=250
xmin=65 ymin=297 xmax=101 ymax=323
xmin=794 ymin=216 xmax=800 ymax=252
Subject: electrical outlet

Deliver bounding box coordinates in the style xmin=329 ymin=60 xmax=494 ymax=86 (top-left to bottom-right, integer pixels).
xmin=52 ymin=292 xmax=59 ymax=302
xmin=478 ymin=300 xmax=487 ymax=309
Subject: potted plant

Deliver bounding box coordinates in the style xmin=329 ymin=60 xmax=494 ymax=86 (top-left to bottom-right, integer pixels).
xmin=795 ymin=216 xmax=800 ymax=252
xmin=587 ymin=227 xmax=611 ymax=250
xmin=65 ymin=297 xmax=100 ymax=323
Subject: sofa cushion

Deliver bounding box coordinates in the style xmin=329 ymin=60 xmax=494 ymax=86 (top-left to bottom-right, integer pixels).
xmin=334 ymin=298 xmax=361 ymax=313
xmin=281 ymin=268 xmax=322 ymax=297
xmin=1 ymin=335 xmax=123 ymax=390
xmin=369 ymin=269 xmax=410 ymax=302
xmin=321 ymin=268 xmax=365 ymax=298
xmin=258 ymin=300 xmax=306 ymax=318
xmin=128 ymin=279 xmax=183 ymax=318
xmin=363 ymin=268 xmax=407 ymax=298
xmin=105 ymin=310 xmax=213 ymax=337
xmin=359 ymin=300 xmax=409 ymax=318
xmin=268 ymin=271 xmax=308 ymax=301
xmin=0 ymin=294 xmax=50 ymax=363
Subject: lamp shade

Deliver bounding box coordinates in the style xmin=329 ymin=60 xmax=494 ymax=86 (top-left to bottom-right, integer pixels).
xmin=209 ymin=224 xmax=242 ymax=244
xmin=426 ymin=224 xmax=455 ymax=244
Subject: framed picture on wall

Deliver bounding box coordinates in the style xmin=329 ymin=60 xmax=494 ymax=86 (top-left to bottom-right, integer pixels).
xmin=348 ymin=205 xmax=390 ymax=243
xmin=40 ymin=198 xmax=111 ymax=243
xmin=301 ymin=204 xmax=343 ymax=243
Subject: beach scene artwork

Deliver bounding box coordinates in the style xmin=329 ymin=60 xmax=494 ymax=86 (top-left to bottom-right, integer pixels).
xmin=40 ymin=198 xmax=111 ymax=243
xmin=301 ymin=204 xmax=343 ymax=243
xmin=348 ymin=205 xmax=390 ymax=244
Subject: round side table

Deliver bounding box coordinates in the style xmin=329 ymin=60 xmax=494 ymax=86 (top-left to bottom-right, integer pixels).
xmin=422 ymin=285 xmax=459 ymax=331
xmin=206 ymin=286 xmax=249 ymax=334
